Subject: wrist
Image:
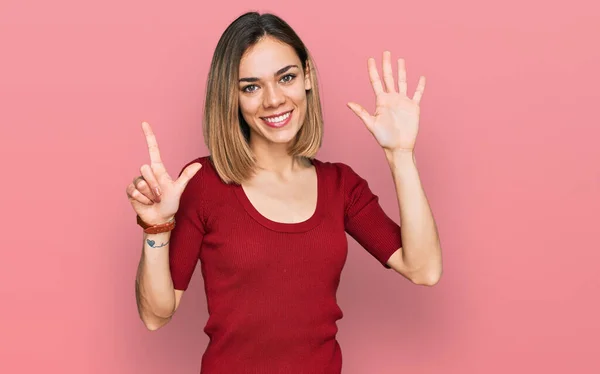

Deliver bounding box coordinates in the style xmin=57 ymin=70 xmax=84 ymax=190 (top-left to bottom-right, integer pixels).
xmin=144 ymin=216 xmax=175 ymax=226
xmin=384 ymin=148 xmax=416 ymax=165
xmin=137 ymin=215 xmax=176 ymax=234
xmin=143 ymin=231 xmax=171 ymax=250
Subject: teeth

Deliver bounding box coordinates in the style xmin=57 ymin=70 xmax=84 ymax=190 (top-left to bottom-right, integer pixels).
xmin=264 ymin=112 xmax=291 ymax=123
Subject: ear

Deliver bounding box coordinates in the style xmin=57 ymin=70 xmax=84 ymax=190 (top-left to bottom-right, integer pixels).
xmin=304 ymin=61 xmax=312 ymax=91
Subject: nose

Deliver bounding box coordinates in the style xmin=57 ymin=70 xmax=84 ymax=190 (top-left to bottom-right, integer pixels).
xmin=262 ymin=83 xmax=285 ymax=108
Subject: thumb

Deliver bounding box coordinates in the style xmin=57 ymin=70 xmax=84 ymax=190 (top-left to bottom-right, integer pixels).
xmin=175 ymin=162 xmax=202 ymax=191
xmin=347 ymin=102 xmax=374 ymax=129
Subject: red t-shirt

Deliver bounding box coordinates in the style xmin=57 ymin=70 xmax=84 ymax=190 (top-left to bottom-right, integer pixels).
xmin=169 ymin=156 xmax=402 ymax=373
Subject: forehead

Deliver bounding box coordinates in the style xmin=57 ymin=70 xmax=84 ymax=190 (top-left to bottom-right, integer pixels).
xmin=239 ymin=37 xmax=300 ymax=78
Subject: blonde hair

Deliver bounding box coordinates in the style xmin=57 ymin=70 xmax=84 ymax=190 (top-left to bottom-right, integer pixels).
xmin=202 ymin=12 xmax=324 ymax=185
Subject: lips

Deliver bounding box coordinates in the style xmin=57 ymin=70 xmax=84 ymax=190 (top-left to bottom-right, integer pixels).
xmin=260 ymin=110 xmax=293 ymax=128
xmin=261 ymin=110 xmax=293 ymax=120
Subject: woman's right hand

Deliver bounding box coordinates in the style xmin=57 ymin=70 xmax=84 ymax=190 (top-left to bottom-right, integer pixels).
xmin=126 ymin=121 xmax=202 ymax=226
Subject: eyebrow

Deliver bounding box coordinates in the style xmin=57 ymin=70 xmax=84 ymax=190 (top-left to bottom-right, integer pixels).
xmin=239 ymin=64 xmax=299 ymax=83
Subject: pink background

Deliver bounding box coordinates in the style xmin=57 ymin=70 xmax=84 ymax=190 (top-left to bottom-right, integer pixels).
xmin=2 ymin=0 xmax=599 ymax=373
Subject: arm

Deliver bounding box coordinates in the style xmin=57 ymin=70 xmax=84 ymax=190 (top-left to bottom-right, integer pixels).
xmin=135 ymin=231 xmax=185 ymax=330
xmin=384 ymin=150 xmax=442 ymax=286
xmin=346 ymin=51 xmax=441 ymax=285
xmin=126 ymin=122 xmax=202 ymax=331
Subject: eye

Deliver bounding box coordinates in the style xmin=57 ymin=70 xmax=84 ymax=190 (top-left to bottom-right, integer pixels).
xmin=280 ymin=74 xmax=296 ymax=83
xmin=242 ymin=84 xmax=258 ymax=93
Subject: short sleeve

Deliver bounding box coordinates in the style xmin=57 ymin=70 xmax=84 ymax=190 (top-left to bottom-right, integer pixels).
xmin=341 ymin=163 xmax=402 ymax=268
xmin=168 ymin=160 xmax=206 ymax=290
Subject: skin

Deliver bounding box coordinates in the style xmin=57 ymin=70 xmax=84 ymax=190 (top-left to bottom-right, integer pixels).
xmin=236 ymin=36 xmax=318 ymax=224
xmin=129 ymin=37 xmax=319 ymax=330
xmin=129 ymin=38 xmax=442 ymax=331
xmin=347 ymin=51 xmax=442 ymax=285
xmin=238 ymin=36 xmax=312 ymax=151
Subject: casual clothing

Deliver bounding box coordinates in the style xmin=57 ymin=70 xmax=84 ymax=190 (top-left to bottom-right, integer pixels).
xmin=169 ymin=156 xmax=402 ymax=373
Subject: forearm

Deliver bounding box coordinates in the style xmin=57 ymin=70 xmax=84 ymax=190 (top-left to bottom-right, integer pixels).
xmin=385 ymin=150 xmax=442 ymax=283
xmin=135 ymin=231 xmax=176 ymax=323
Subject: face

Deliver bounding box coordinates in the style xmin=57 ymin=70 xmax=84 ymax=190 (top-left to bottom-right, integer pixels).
xmin=237 ymin=36 xmax=312 ymax=148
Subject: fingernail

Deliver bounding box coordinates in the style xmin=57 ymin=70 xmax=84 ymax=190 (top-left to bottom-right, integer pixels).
xmin=155 ymin=187 xmax=161 ymax=196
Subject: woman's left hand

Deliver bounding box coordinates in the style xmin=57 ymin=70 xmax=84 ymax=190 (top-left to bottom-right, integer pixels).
xmin=348 ymin=51 xmax=425 ymax=153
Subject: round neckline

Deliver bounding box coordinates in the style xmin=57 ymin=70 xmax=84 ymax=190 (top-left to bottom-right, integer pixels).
xmin=233 ymin=158 xmax=324 ymax=233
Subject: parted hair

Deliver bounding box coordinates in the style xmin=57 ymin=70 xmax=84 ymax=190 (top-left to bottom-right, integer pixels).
xmin=203 ymin=11 xmax=324 ymax=184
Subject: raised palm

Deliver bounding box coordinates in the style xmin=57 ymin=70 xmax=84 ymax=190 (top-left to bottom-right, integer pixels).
xmin=348 ymin=51 xmax=426 ymax=152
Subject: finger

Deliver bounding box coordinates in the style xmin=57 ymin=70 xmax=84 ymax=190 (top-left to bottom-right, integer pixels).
xmin=140 ymin=164 xmax=162 ymax=202
xmin=382 ymin=51 xmax=396 ymax=93
xmin=347 ymin=102 xmax=374 ymax=130
xmin=398 ymin=58 xmax=408 ymax=95
xmin=141 ymin=121 xmax=165 ymax=170
xmin=367 ymin=58 xmax=384 ymax=96
xmin=126 ymin=184 xmax=154 ymax=205
xmin=132 ymin=175 xmax=156 ymax=203
xmin=412 ymin=76 xmax=426 ymax=105
xmin=175 ymin=162 xmax=202 ymax=191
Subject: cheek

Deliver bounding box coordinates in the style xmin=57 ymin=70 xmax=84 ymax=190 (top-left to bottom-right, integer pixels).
xmin=289 ymin=85 xmax=308 ymax=107
xmin=291 ymin=95 xmax=309 ymax=127
xmin=238 ymin=96 xmax=261 ymax=124
xmin=238 ymin=96 xmax=255 ymax=115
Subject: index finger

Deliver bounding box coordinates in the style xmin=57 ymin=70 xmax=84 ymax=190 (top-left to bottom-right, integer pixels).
xmin=141 ymin=121 xmax=163 ymax=165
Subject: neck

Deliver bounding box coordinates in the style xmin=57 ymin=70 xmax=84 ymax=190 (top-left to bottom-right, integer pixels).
xmin=249 ymin=138 xmax=307 ymax=176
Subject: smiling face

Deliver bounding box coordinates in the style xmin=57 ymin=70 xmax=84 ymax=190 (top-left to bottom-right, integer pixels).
xmin=238 ymin=36 xmax=312 ymax=149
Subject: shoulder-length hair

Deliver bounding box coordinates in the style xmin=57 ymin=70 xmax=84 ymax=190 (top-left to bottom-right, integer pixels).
xmin=203 ymin=12 xmax=324 ymax=184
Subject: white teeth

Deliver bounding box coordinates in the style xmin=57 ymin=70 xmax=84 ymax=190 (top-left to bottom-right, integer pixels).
xmin=264 ymin=111 xmax=291 ymax=123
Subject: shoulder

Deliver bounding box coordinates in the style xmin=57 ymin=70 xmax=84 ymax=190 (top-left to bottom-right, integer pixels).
xmin=312 ymin=158 xmax=371 ymax=210
xmin=178 ymin=155 xmax=212 ymax=172
xmin=177 ymin=155 xmax=229 ymax=200
xmin=312 ymin=158 xmax=366 ymax=187
xmin=178 ymin=155 xmax=218 ymax=184
xmin=314 ymin=159 xmax=380 ymax=219
xmin=176 ymin=155 xmax=233 ymax=223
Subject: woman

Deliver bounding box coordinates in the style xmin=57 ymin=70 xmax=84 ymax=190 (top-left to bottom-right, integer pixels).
xmin=127 ymin=11 xmax=442 ymax=374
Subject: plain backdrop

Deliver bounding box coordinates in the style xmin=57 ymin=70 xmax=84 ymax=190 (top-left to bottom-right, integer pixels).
xmin=1 ymin=0 xmax=599 ymax=373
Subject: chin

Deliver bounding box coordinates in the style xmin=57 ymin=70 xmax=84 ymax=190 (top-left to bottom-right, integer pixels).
xmin=260 ymin=126 xmax=300 ymax=145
